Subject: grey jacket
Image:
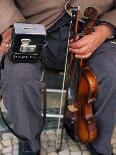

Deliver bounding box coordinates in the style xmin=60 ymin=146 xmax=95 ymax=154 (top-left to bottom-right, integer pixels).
xmin=0 ymin=0 xmax=116 ymax=33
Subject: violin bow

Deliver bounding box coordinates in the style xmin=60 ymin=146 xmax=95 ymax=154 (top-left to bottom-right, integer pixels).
xmin=55 ymin=6 xmax=80 ymax=151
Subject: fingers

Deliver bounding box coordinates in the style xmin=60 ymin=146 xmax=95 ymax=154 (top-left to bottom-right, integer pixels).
xmin=0 ymin=42 xmax=9 ymax=53
xmin=69 ymin=43 xmax=90 ymax=55
xmin=69 ymin=34 xmax=95 ymax=59
xmin=0 ymin=28 xmax=12 ymax=54
xmin=75 ymin=52 xmax=93 ymax=59
xmin=69 ymin=36 xmax=92 ymax=59
xmin=69 ymin=46 xmax=93 ymax=59
xmin=69 ymin=35 xmax=89 ymax=49
xmin=2 ymin=28 xmax=12 ymax=41
xmin=68 ymin=25 xmax=110 ymax=59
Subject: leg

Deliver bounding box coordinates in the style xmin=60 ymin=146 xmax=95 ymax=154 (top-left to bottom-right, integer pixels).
xmin=0 ymin=13 xmax=69 ymax=154
xmin=1 ymin=56 xmax=44 ymax=153
xmin=88 ymin=41 xmax=116 ymax=155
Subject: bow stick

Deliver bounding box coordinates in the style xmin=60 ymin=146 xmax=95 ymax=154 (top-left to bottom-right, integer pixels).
xmin=55 ymin=6 xmax=80 ymax=151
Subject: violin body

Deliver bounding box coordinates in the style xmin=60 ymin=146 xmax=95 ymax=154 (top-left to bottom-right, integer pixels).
xmin=64 ymin=7 xmax=99 ymax=144
xmin=76 ymin=63 xmax=98 ymax=143
xmin=64 ymin=62 xmax=98 ymax=143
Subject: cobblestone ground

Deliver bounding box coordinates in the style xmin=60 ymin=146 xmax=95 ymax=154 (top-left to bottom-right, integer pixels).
xmin=0 ymin=92 xmax=116 ymax=155
xmin=0 ymin=128 xmax=116 ymax=155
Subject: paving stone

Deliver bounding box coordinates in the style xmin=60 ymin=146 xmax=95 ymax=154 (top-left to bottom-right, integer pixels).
xmin=111 ymin=138 xmax=116 ymax=145
xmin=67 ymin=138 xmax=76 ymax=145
xmin=41 ymin=131 xmax=45 ymax=135
xmin=0 ymin=100 xmax=7 ymax=113
xmin=47 ymin=152 xmax=58 ymax=155
xmin=41 ymin=148 xmax=47 ymax=155
xmin=82 ymin=150 xmax=91 ymax=155
xmin=0 ymin=142 xmax=3 ymax=150
xmin=4 ymin=153 xmax=13 ymax=155
xmin=47 ymin=146 xmax=56 ymax=153
xmin=12 ymin=135 xmax=18 ymax=140
xmin=59 ymin=150 xmax=70 ymax=155
xmin=48 ymin=141 xmax=56 ymax=147
xmin=70 ymin=151 xmax=82 ymax=155
xmin=113 ymin=143 xmax=116 ymax=147
xmin=12 ymin=138 xmax=18 ymax=144
xmin=80 ymin=144 xmax=87 ymax=151
xmin=13 ymin=144 xmax=19 ymax=151
xmin=48 ymin=135 xmax=57 ymax=141
xmin=113 ymin=127 xmax=116 ymax=133
xmin=2 ymin=146 xmax=12 ymax=154
xmin=2 ymin=133 xmax=13 ymax=140
xmin=60 ymin=142 xmax=68 ymax=150
xmin=69 ymin=144 xmax=80 ymax=151
xmin=1 ymin=140 xmax=12 ymax=147
xmin=12 ymin=150 xmax=19 ymax=155
xmin=45 ymin=130 xmax=56 ymax=135
xmin=41 ymin=134 xmax=49 ymax=142
xmin=113 ymin=148 xmax=116 ymax=154
xmin=42 ymin=142 xmax=48 ymax=149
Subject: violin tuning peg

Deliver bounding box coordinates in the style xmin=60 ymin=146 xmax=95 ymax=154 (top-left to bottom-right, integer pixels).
xmin=79 ymin=32 xmax=84 ymax=39
xmin=89 ymin=28 xmax=95 ymax=33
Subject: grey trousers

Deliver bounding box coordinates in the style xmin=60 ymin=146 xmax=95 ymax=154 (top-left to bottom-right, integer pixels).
xmin=1 ymin=13 xmax=116 ymax=154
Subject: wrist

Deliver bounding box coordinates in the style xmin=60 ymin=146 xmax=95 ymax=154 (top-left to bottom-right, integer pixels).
xmin=2 ymin=27 xmax=12 ymax=43
xmin=99 ymin=24 xmax=115 ymax=39
xmin=2 ymin=25 xmax=13 ymax=34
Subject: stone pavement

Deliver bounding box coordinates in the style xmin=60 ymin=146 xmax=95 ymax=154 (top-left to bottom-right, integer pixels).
xmin=0 ymin=98 xmax=116 ymax=155
xmin=0 ymin=128 xmax=116 ymax=155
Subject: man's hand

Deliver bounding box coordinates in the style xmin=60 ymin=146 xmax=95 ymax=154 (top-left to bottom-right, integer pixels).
xmin=0 ymin=27 xmax=12 ymax=54
xmin=69 ymin=24 xmax=113 ymax=59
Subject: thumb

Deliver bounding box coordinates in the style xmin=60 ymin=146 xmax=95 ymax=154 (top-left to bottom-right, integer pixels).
xmin=2 ymin=27 xmax=12 ymax=42
xmin=0 ymin=42 xmax=9 ymax=54
xmin=0 ymin=27 xmax=12 ymax=54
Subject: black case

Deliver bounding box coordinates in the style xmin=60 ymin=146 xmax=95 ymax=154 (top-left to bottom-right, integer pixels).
xmin=9 ymin=23 xmax=47 ymax=63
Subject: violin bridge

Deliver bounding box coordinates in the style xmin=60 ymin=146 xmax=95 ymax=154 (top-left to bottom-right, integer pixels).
xmin=68 ymin=104 xmax=78 ymax=112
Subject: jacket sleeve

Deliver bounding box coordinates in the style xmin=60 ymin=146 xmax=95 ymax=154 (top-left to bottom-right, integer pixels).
xmin=0 ymin=0 xmax=26 ymax=34
xmin=100 ymin=2 xmax=116 ymax=38
xmin=99 ymin=0 xmax=116 ymax=35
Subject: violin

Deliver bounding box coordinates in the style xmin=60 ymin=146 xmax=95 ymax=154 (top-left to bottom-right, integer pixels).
xmin=64 ymin=7 xmax=99 ymax=144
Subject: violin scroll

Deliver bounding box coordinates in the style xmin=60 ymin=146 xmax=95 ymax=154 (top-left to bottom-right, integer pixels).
xmin=84 ymin=7 xmax=98 ymax=20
